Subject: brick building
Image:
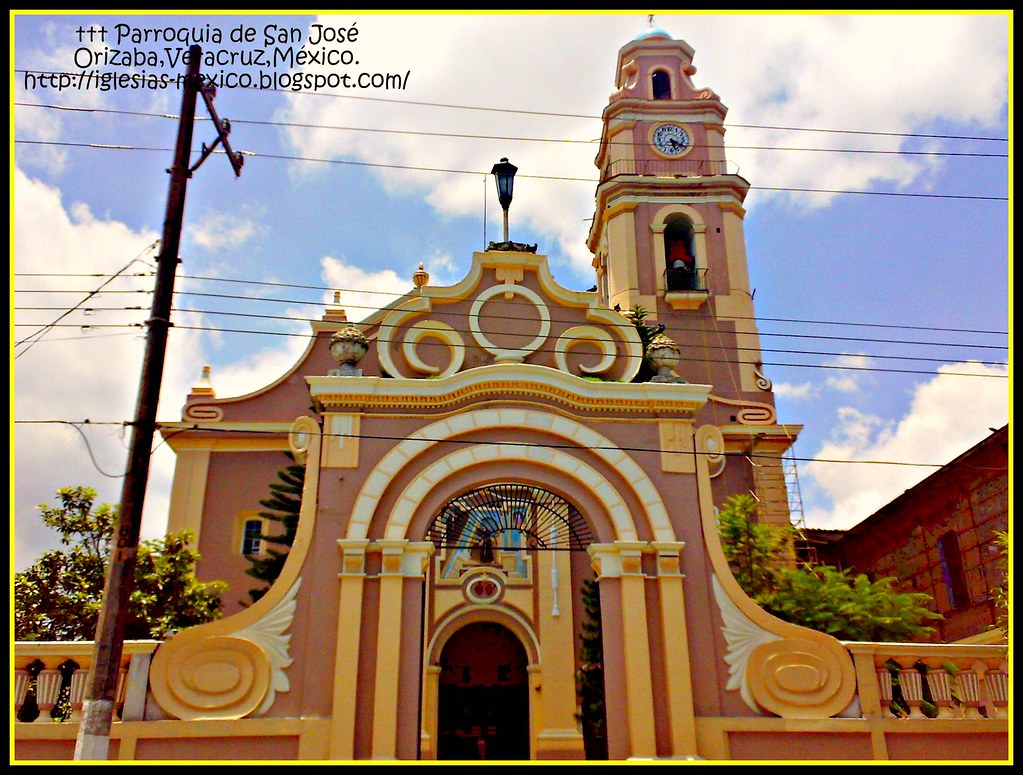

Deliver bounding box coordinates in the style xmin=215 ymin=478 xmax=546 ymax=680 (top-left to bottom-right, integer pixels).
xmin=805 ymin=425 xmax=1008 ymax=644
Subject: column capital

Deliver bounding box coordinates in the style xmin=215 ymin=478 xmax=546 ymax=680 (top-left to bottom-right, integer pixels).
xmin=337 ymin=538 xmax=371 ymax=576
xmin=588 ymin=541 xmax=650 ymax=578
xmin=376 ymin=539 xmax=435 ymax=577
xmin=651 ymin=541 xmax=686 ymax=577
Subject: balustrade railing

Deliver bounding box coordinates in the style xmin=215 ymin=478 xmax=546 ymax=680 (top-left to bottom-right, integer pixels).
xmin=846 ymin=642 xmax=1008 ymax=720
xmin=14 ymin=641 xmax=159 ymax=723
xmin=601 ymin=158 xmax=729 ymax=182
xmin=14 ymin=639 xmax=1008 ymax=728
xmin=664 ymin=266 xmax=708 ymax=293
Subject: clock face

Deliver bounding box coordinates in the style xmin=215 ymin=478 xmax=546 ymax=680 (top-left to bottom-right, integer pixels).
xmin=652 ymin=123 xmax=692 ymax=156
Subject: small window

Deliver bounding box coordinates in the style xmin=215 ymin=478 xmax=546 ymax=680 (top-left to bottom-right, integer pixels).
xmin=652 ymin=70 xmax=672 ymax=100
xmin=241 ymin=518 xmax=264 ymax=557
xmin=937 ymin=531 xmax=970 ymax=610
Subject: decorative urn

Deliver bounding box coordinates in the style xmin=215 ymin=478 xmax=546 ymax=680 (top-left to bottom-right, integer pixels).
xmin=329 ymin=324 xmax=368 ymax=376
xmin=646 ymin=333 xmax=686 ymax=383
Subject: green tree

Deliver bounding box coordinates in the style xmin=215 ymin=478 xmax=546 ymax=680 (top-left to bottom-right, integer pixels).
xmin=574 ymin=575 xmax=608 ymax=759
xmin=717 ymin=494 xmax=941 ymax=642
xmin=243 ymin=453 xmax=305 ymax=605
xmin=623 ymin=305 xmax=661 ymax=383
xmin=716 ymin=494 xmax=798 ymax=600
xmin=990 ymin=529 xmax=1008 ymax=637
xmin=15 ymin=486 xmax=226 ymax=641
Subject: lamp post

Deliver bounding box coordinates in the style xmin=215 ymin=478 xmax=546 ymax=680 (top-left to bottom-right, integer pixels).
xmin=491 ymin=157 xmax=517 ymax=243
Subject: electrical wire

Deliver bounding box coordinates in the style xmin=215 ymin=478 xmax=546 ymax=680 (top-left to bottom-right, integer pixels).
xmin=13 ymin=242 xmax=159 ymax=358
xmin=13 ymin=102 xmax=1010 ymax=159
xmin=13 ymin=317 xmax=1007 ymax=380
xmin=12 ymin=419 xmax=1008 ymax=472
xmin=17 ymin=79 xmax=1005 ymax=143
xmin=13 ymin=139 xmax=1009 ymax=201
xmin=13 ymin=297 xmax=1009 ymax=351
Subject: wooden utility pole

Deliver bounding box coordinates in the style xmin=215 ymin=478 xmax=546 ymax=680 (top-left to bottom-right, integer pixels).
xmin=73 ymin=44 xmax=241 ymax=760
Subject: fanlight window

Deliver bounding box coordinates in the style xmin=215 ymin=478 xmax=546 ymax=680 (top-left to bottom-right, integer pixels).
xmin=427 ymin=484 xmax=593 ymax=569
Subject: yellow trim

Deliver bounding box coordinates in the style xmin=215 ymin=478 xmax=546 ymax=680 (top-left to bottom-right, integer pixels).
xmin=601 ymin=200 xmax=640 ymax=222
xmin=321 ymin=413 xmax=361 ymax=469
xmin=309 ymin=363 xmax=708 ymax=416
xmin=694 ymin=426 xmax=857 ymax=719
xmin=659 ymin=419 xmax=696 ymax=473
xmin=330 ymin=539 xmax=369 ymax=759
xmin=148 ymin=417 xmax=323 ymax=721
xmin=534 ymin=547 xmax=584 ymax=758
xmin=163 ymin=433 xmax=292 ymax=452
xmin=166 ymin=448 xmax=210 ymax=539
xmin=371 ymin=569 xmax=405 ymax=758
xmin=653 ymin=542 xmax=699 ymax=756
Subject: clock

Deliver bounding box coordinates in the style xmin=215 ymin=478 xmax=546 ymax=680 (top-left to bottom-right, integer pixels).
xmin=651 ymin=123 xmax=692 ymax=157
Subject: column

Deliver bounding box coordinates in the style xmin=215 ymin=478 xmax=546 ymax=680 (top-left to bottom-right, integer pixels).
xmin=652 ymin=542 xmax=698 ymax=757
xmin=329 ymin=539 xmax=369 ymax=759
xmin=535 ymin=541 xmax=585 ymax=759
xmin=371 ymin=540 xmax=432 ymax=759
xmin=589 ymin=542 xmax=657 ymax=759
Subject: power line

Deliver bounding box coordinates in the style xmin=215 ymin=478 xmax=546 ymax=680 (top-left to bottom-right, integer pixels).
xmin=14 ymin=293 xmax=1008 ymax=356
xmin=15 ymin=303 xmax=1007 ymax=368
xmin=174 ymin=274 xmax=1009 ymax=337
xmin=13 ymin=139 xmax=1009 ymax=202
xmin=13 ymin=242 xmax=158 ymax=358
xmin=14 ymin=102 xmax=1010 ymax=159
xmin=14 ymin=295 xmax=1009 ymax=350
xmin=15 ymin=282 xmax=1008 ymax=347
xmin=13 ymin=419 xmax=1009 ymax=472
xmin=14 ymin=319 xmax=1006 ymax=380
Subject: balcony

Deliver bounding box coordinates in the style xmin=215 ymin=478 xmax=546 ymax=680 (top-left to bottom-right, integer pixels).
xmin=664 ymin=267 xmax=709 ymax=310
xmin=601 ymin=158 xmax=729 ymax=183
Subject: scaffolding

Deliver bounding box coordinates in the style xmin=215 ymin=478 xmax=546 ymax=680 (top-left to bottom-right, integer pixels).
xmin=783 ymin=445 xmax=805 ymax=529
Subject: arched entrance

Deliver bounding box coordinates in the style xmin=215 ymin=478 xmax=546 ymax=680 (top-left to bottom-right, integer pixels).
xmin=437 ymin=622 xmax=530 ymax=760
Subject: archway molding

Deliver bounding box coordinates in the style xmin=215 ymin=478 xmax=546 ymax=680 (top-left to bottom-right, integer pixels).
xmin=344 ymin=408 xmax=675 ymax=544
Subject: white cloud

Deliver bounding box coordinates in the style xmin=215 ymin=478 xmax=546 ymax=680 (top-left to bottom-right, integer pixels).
xmin=200 ymin=332 xmax=311 ymax=400
xmin=200 ymin=254 xmax=418 ymax=398
xmin=774 ymin=381 xmax=817 ymax=400
xmin=188 ymin=210 xmax=265 ymax=250
xmin=801 ymin=361 xmax=1009 ymax=530
xmin=320 ymin=255 xmax=413 ymax=322
xmin=13 ymin=168 xmax=202 ymax=568
xmin=823 ymin=354 xmax=873 ymax=393
xmin=272 ymin=13 xmax=1007 ymax=271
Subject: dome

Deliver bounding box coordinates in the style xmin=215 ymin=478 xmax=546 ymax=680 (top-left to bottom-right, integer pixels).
xmin=632 ymin=27 xmax=673 ymax=42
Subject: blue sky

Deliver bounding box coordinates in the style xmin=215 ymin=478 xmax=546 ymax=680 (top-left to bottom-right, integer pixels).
xmin=13 ymin=11 xmax=1010 ymax=570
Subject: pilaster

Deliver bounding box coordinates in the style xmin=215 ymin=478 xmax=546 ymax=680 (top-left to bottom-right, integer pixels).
xmin=370 ymin=540 xmax=433 ymax=759
xmin=329 ymin=539 xmax=370 ymax=759
xmin=652 ymin=541 xmax=698 ymax=756
xmin=589 ymin=542 xmax=657 ymax=759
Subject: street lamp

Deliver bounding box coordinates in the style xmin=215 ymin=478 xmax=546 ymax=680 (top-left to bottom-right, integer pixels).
xmin=491 ymin=157 xmax=517 ymax=243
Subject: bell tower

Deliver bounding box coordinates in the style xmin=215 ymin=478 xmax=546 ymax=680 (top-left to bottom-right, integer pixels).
xmin=587 ymin=27 xmax=763 ymax=393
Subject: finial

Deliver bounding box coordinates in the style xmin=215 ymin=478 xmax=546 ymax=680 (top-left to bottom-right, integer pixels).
xmin=190 ymin=364 xmax=215 ymax=396
xmin=413 ymin=262 xmax=430 ymax=291
xmin=323 ymin=290 xmax=348 ymax=322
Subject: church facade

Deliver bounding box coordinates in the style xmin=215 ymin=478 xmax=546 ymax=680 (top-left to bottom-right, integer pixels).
xmin=15 ymin=29 xmax=1008 ymax=762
